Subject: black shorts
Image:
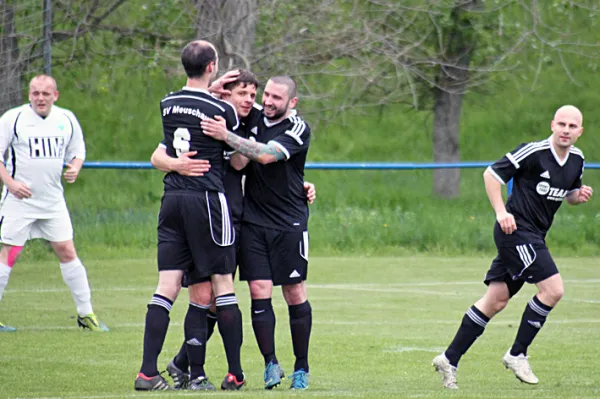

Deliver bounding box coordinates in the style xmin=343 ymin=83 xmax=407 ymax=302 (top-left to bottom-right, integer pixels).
xmin=182 ymin=223 xmax=241 ymax=288
xmin=238 ymin=223 xmax=309 ymax=286
xmin=484 ymin=225 xmax=559 ymax=294
xmin=157 ymin=191 xmax=236 ymax=285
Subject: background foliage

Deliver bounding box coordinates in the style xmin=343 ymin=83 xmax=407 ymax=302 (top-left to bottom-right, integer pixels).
xmin=2 ymin=0 xmax=599 ymax=259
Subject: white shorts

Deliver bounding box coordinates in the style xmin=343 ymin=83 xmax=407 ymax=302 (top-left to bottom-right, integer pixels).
xmin=0 ymin=214 xmax=74 ymax=246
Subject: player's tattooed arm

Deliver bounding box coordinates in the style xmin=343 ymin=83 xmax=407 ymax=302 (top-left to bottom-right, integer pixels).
xmin=201 ymin=116 xmax=286 ymax=165
xmin=225 ymin=132 xmax=286 ymax=164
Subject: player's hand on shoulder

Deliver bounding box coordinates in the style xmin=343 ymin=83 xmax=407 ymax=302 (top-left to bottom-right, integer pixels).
xmin=7 ymin=179 xmax=32 ymax=199
xmin=173 ymin=151 xmax=211 ymax=176
xmin=577 ymin=185 xmax=593 ymax=203
xmin=496 ymin=210 xmax=517 ymax=235
xmin=201 ymin=115 xmax=228 ymax=141
xmin=63 ymin=163 xmax=81 ymax=184
xmin=304 ymin=181 xmax=316 ymax=204
xmin=208 ymin=70 xmax=240 ymax=97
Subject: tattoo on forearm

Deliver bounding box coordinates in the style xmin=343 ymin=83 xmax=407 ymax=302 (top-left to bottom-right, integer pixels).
xmin=225 ymin=132 xmax=286 ymax=161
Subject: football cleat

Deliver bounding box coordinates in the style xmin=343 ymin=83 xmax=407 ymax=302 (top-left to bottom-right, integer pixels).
xmin=166 ymin=359 xmax=189 ymax=389
xmin=289 ymin=369 xmax=309 ymax=390
xmin=502 ymin=349 xmax=539 ymax=384
xmin=221 ymin=373 xmax=245 ymax=390
xmin=0 ymin=321 xmax=16 ymax=332
xmin=134 ymin=373 xmax=172 ymax=391
xmin=432 ymin=353 xmax=459 ymax=389
xmin=264 ymin=360 xmax=283 ymax=389
xmin=188 ymin=376 xmax=216 ymax=391
xmin=77 ymin=313 xmax=109 ymax=332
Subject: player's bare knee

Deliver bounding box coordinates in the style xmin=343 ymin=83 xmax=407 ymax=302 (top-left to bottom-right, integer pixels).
xmin=211 ymin=273 xmax=235 ymax=297
xmin=282 ymin=282 xmax=307 ymax=305
xmin=476 ymin=292 xmax=509 ymax=318
xmin=188 ymin=281 xmax=212 ymax=305
xmin=156 ymin=270 xmax=183 ymax=301
xmin=538 ymin=285 xmax=564 ymax=306
xmin=0 ymin=245 xmax=14 ymax=265
xmin=249 ymin=279 xmax=272 ymax=299
xmin=536 ymin=274 xmax=564 ymax=306
xmin=51 ymin=240 xmax=77 ymax=263
xmin=493 ymin=297 xmax=509 ymax=314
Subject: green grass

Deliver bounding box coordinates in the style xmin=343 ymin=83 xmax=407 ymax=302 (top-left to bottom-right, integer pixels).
xmin=48 ymin=166 xmax=600 ymax=258
xmin=1 ymin=255 xmax=599 ymax=398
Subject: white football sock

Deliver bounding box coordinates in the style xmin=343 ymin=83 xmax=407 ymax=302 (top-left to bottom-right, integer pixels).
xmin=60 ymin=258 xmax=93 ymax=316
xmin=0 ymin=263 xmax=12 ymax=301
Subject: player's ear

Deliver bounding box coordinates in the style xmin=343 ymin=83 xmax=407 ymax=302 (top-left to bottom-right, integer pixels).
xmin=289 ymin=97 xmax=298 ymax=109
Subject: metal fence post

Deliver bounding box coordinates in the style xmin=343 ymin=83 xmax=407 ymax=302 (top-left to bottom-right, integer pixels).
xmin=43 ymin=0 xmax=52 ymax=76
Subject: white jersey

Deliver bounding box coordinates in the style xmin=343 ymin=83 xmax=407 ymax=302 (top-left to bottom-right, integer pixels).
xmin=0 ymin=104 xmax=86 ymax=218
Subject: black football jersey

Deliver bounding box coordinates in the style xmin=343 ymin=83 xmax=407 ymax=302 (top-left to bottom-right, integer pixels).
xmin=489 ymin=138 xmax=584 ymax=241
xmin=223 ymin=104 xmax=262 ymax=225
xmin=243 ymin=111 xmax=311 ymax=231
xmin=160 ymin=87 xmax=239 ymax=192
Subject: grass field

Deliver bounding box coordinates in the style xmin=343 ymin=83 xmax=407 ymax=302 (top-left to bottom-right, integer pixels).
xmin=0 ymin=255 xmax=598 ymax=398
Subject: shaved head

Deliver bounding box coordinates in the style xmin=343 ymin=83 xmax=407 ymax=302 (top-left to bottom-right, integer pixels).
xmin=29 ymin=74 xmax=59 ymax=117
xmin=30 ymin=74 xmax=57 ymax=91
xmin=268 ymin=76 xmax=297 ymax=99
xmin=550 ymin=104 xmax=583 ymax=151
xmin=554 ymin=105 xmax=583 ymax=126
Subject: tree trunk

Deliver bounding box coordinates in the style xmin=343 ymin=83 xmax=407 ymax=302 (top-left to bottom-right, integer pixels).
xmin=433 ymin=0 xmax=479 ymax=198
xmin=0 ymin=0 xmax=22 ymax=115
xmin=194 ymin=0 xmax=258 ymax=71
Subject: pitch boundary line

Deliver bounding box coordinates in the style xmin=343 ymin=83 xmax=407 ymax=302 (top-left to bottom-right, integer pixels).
xmin=5 ymin=278 xmax=599 ymax=294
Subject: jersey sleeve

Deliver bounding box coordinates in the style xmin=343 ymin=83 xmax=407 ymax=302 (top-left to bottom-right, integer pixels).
xmin=0 ymin=109 xmax=17 ymax=158
xmin=222 ymin=101 xmax=240 ymax=133
xmin=269 ymin=117 xmax=311 ymax=160
xmin=569 ymin=160 xmax=584 ymax=192
xmin=64 ymin=111 xmax=86 ymax=162
xmin=488 ymin=142 xmax=532 ymax=185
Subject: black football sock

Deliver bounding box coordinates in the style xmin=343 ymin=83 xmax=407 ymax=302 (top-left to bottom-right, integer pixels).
xmin=444 ymin=305 xmax=489 ymax=367
xmin=289 ymin=301 xmax=312 ymax=372
xmin=216 ymin=294 xmax=244 ymax=380
xmin=173 ymin=340 xmax=188 ymax=371
xmin=185 ymin=302 xmax=209 ymax=380
xmin=251 ymin=298 xmax=278 ymax=365
xmin=140 ymin=294 xmax=173 ymax=377
xmin=510 ymin=295 xmax=552 ymax=356
xmin=206 ymin=310 xmax=217 ymax=341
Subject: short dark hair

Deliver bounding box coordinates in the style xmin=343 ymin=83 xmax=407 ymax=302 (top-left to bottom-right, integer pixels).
xmin=223 ymin=69 xmax=259 ymax=91
xmin=181 ymin=41 xmax=217 ymax=79
xmin=269 ymin=75 xmax=297 ymax=98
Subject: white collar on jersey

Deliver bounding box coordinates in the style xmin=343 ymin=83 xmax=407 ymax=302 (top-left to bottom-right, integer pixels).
xmin=26 ymin=103 xmax=54 ymax=120
xmin=547 ymin=135 xmax=570 ymax=167
xmin=182 ymin=86 xmax=211 ymax=95
xmin=263 ymin=109 xmax=298 ymax=127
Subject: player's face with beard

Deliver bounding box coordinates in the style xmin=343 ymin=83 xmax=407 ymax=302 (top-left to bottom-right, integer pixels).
xmin=262 ymin=81 xmax=293 ymax=121
xmin=29 ymin=77 xmax=58 ymax=117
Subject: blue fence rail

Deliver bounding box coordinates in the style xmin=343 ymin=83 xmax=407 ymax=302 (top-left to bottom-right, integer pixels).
xmin=82 ymin=161 xmax=600 ymax=170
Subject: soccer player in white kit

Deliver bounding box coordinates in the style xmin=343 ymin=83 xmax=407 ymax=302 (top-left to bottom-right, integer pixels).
xmin=0 ymin=75 xmax=108 ymax=332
